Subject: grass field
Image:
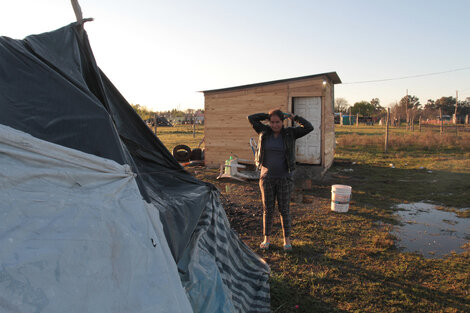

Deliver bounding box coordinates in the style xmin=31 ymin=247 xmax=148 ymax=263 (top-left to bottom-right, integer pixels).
xmin=157 ymin=123 xmax=470 ymax=313
xmin=153 ymin=124 xmax=205 ymax=153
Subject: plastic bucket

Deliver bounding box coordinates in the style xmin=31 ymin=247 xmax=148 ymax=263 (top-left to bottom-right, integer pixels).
xmin=331 ymin=185 xmax=352 ymax=212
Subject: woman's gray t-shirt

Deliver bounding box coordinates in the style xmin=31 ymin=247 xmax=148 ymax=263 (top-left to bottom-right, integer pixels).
xmin=260 ymin=134 xmax=289 ymax=178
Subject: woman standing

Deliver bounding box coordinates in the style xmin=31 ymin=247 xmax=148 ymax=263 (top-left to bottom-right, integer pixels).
xmin=248 ymin=109 xmax=313 ymax=251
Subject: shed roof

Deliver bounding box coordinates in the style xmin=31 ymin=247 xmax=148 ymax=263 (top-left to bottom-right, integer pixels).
xmin=202 ymin=71 xmax=341 ymax=94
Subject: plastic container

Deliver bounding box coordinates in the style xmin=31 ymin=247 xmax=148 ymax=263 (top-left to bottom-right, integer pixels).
xmin=331 ymin=185 xmax=352 ymax=212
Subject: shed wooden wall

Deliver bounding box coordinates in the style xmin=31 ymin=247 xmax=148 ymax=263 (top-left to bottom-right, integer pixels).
xmin=204 ymin=77 xmax=334 ymax=169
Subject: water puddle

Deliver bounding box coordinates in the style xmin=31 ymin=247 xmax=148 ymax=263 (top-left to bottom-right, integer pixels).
xmin=392 ymin=202 xmax=469 ymax=258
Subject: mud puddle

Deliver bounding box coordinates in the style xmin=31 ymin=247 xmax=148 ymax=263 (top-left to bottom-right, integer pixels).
xmin=392 ymin=202 xmax=469 ymax=258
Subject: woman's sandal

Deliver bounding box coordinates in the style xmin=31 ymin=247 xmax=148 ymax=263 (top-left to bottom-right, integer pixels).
xmin=259 ymin=242 xmax=270 ymax=250
xmin=283 ymin=244 xmax=292 ymax=252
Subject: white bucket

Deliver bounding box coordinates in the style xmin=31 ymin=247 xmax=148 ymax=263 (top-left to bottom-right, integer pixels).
xmin=331 ymin=184 xmax=352 ymax=213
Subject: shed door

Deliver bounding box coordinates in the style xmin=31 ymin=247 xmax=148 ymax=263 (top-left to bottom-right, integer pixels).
xmin=293 ymin=97 xmax=321 ymax=164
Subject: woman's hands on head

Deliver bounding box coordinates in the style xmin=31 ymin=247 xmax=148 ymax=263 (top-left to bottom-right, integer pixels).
xmin=283 ymin=112 xmax=295 ymax=120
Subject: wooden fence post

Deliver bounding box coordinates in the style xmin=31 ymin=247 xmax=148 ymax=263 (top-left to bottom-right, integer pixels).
xmin=419 ymin=116 xmax=422 ymax=132
xmin=440 ymin=108 xmax=443 ymax=135
xmin=406 ymin=110 xmax=409 ymax=132
xmin=348 ymin=107 xmax=352 ymax=126
xmin=385 ymin=108 xmax=390 ymax=153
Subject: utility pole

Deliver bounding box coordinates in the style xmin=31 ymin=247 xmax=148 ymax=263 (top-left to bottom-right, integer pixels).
xmin=454 ymin=90 xmax=459 ymax=124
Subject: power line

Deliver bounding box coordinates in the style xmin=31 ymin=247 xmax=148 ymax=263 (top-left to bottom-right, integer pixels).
xmin=342 ymin=66 xmax=470 ymax=85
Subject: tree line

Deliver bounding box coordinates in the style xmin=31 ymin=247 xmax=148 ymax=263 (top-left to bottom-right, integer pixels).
xmin=130 ymin=104 xmax=203 ymax=122
xmin=335 ymin=95 xmax=470 ymax=122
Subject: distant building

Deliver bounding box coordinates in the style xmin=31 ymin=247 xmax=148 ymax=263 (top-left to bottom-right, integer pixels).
xmin=194 ymin=110 xmax=204 ymax=124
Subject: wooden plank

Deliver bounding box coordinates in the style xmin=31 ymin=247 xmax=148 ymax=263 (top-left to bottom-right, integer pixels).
xmin=205 ymin=148 xmax=254 ymax=165
xmin=204 ymin=89 xmax=249 ymax=98
xmin=287 ymin=78 xmax=323 ymax=89
xmin=204 ymin=120 xmax=257 ymax=129
xmin=206 ymin=104 xmax=287 ymax=114
xmin=204 ymin=126 xmax=260 ymax=131
xmin=206 ymin=95 xmax=287 ymax=107
xmin=206 ymin=144 xmax=252 ymax=151
xmin=252 ymin=84 xmax=289 ymax=94
xmin=205 ymin=132 xmax=257 ymax=139
xmin=288 ymin=86 xmax=323 ymax=94
xmin=288 ymin=91 xmax=323 ymax=98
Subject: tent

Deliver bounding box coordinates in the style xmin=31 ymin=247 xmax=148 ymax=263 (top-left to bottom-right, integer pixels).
xmin=0 ymin=22 xmax=270 ymax=313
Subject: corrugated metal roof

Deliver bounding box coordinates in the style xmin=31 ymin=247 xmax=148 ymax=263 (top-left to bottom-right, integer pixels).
xmin=201 ymin=71 xmax=341 ymax=93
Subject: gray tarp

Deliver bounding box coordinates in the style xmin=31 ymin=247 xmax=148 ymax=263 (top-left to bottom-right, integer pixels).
xmin=0 ymin=125 xmax=193 ymax=313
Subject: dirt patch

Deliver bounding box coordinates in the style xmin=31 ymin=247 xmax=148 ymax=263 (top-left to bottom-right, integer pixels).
xmin=187 ymin=166 xmax=333 ymax=247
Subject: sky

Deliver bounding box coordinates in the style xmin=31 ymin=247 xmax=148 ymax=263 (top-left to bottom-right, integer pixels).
xmin=1 ymin=0 xmax=469 ymax=111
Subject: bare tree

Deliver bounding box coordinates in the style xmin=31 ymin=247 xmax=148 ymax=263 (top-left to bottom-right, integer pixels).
xmin=335 ymin=97 xmax=349 ymax=113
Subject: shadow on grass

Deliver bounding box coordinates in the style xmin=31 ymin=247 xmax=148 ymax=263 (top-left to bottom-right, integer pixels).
xmin=270 ymin=242 xmax=470 ymax=312
xmin=270 ymin=275 xmax=349 ymax=313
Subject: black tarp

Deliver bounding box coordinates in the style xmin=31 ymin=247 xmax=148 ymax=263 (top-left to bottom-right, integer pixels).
xmin=0 ymin=22 xmax=270 ymax=313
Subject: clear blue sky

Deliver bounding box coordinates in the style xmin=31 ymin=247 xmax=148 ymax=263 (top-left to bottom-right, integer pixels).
xmin=2 ymin=0 xmax=469 ymax=111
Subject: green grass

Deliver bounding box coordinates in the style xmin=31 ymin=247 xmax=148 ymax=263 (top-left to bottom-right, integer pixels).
xmin=158 ymin=123 xmax=470 ymax=313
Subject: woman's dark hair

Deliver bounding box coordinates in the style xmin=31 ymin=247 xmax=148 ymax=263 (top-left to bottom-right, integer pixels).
xmin=268 ymin=109 xmax=284 ymax=121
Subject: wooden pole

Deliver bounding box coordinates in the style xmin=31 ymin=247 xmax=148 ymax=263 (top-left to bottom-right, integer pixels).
xmin=454 ymin=90 xmax=458 ymax=124
xmin=154 ymin=114 xmax=157 ymax=135
xmin=193 ymin=123 xmax=196 ymax=138
xmin=356 ymin=114 xmax=359 ymax=127
xmin=419 ymin=116 xmax=422 ymax=132
xmin=406 ymin=89 xmax=409 ymax=132
xmin=394 ymin=101 xmax=397 ymax=128
xmin=340 ymin=112 xmax=343 ymax=126
xmin=385 ymin=108 xmax=390 ymax=153
xmin=440 ymin=108 xmax=443 ymax=135
xmin=71 ymin=0 xmax=83 ymax=22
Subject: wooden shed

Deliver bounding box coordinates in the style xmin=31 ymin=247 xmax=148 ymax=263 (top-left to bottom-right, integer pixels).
xmin=202 ymin=72 xmax=341 ymax=181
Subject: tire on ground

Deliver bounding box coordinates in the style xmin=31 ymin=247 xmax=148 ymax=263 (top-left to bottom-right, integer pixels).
xmin=173 ymin=144 xmax=191 ymax=162
xmin=190 ymin=148 xmax=202 ymax=160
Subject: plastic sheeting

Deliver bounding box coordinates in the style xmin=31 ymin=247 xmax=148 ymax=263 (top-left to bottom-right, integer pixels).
xmin=0 ymin=125 xmax=193 ymax=313
xmin=0 ymin=23 xmax=270 ymax=313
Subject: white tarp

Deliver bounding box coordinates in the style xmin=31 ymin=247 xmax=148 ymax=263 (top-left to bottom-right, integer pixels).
xmin=0 ymin=125 xmax=193 ymax=313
